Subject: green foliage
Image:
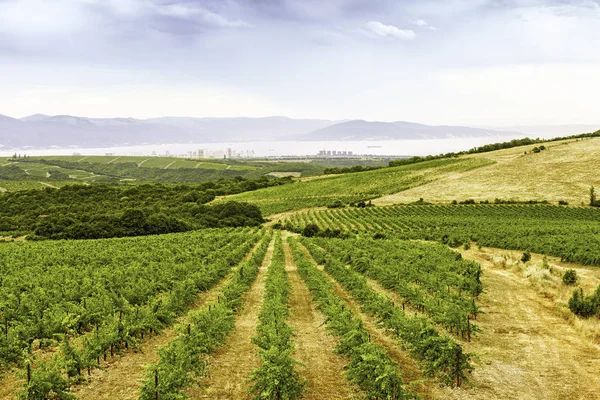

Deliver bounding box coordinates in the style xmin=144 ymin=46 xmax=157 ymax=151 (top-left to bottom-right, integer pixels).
xmin=323 ymin=165 xmax=383 ymax=175
xmin=286 ymin=205 xmax=600 ymax=266
xmin=250 ymin=234 xmax=304 ymax=400
xmin=562 ymin=269 xmax=578 ymax=286
xmin=328 ymin=199 xmax=345 ymax=208
xmin=1 ymin=228 xmax=261 ymax=379
xmin=139 ymin=231 xmax=272 ymax=400
xmin=301 ymin=223 xmax=320 ymax=237
xmin=304 ymin=236 xmax=480 ymax=341
xmin=591 ymin=186 xmax=600 ymax=207
xmin=219 ymin=158 xmax=493 ymax=215
xmin=19 ymin=359 xmax=75 ymax=400
xmin=0 ymin=183 xmax=267 ymax=239
xmin=568 ymin=287 xmax=599 ymax=318
xmin=288 ymin=240 xmax=414 ymax=398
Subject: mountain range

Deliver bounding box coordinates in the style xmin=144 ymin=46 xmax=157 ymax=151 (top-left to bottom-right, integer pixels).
xmin=0 ymin=114 xmax=522 ymax=149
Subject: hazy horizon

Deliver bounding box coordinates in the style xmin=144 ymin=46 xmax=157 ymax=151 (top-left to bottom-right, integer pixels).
xmin=1 ymin=0 xmax=599 ymax=127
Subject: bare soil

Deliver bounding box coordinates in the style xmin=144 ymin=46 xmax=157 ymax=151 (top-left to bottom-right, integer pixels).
xmin=190 ymin=237 xmax=275 ymax=399
xmin=297 ymin=242 xmax=433 ymax=399
xmin=432 ymin=247 xmax=600 ymax=400
xmin=72 ymin=239 xmax=267 ymax=400
xmin=282 ymin=240 xmax=361 ymax=400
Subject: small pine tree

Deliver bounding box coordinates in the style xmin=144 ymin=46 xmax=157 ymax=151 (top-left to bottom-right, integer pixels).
xmin=562 ymin=269 xmax=577 ymax=286
xmin=591 ymin=186 xmax=598 ymax=207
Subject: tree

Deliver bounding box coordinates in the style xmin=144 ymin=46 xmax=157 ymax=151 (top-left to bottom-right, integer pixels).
xmin=301 ymin=223 xmax=320 ymax=238
xmin=562 ymin=269 xmax=577 ymax=286
xmin=591 ymin=186 xmax=599 ymax=207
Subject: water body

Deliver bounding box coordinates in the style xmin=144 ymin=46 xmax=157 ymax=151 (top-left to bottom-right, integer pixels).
xmin=0 ymin=136 xmax=526 ymax=158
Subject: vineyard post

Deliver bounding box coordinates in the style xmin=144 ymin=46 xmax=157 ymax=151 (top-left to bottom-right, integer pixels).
xmin=187 ymin=324 xmax=191 ymax=335
xmin=455 ymin=349 xmax=462 ymax=388
xmin=154 ymin=369 xmax=159 ymax=400
xmin=27 ymin=363 xmax=31 ymax=384
xmin=467 ymin=315 xmax=471 ymax=342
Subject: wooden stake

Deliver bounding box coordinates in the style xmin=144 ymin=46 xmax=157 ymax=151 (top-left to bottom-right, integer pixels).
xmin=154 ymin=369 xmax=159 ymax=400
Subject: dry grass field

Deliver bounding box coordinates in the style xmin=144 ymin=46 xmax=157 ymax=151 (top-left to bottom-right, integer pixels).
xmin=375 ymin=138 xmax=600 ymax=206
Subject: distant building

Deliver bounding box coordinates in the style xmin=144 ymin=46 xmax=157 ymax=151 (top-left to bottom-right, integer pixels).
xmin=198 ymin=149 xmax=205 ymax=158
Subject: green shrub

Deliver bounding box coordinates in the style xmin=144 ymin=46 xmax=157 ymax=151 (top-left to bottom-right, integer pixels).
xmin=301 ymin=223 xmax=320 ymax=238
xmin=568 ymin=288 xmax=597 ymax=318
xmin=328 ymin=200 xmax=345 ymax=209
xmin=521 ymin=251 xmax=532 ymax=263
xmin=562 ymin=269 xmax=577 ymax=286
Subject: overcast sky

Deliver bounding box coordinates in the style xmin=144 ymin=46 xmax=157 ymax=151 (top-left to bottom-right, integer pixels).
xmin=1 ymin=0 xmax=599 ymax=125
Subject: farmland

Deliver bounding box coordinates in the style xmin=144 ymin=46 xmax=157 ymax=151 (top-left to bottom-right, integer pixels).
xmin=215 ymin=158 xmax=493 ymax=215
xmin=1 ymin=138 xmax=600 ymax=399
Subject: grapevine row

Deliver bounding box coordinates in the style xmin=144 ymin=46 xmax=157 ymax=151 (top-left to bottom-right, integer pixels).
xmin=297 ymin=238 xmax=473 ymax=387
xmin=308 ymin=237 xmax=481 ymax=338
xmin=288 ymin=239 xmax=416 ymax=399
xmin=284 ymin=204 xmax=600 ymax=266
xmin=249 ymin=233 xmax=304 ymax=399
xmin=138 ymin=230 xmax=273 ymax=400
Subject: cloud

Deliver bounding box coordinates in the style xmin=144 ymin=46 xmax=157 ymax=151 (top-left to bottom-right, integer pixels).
xmin=154 ymin=3 xmax=250 ymax=28
xmin=365 ymin=21 xmax=416 ymax=40
xmin=411 ymin=19 xmax=439 ymax=31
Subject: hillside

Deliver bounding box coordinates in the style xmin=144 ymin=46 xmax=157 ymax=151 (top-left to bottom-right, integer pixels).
xmin=213 ymin=157 xmax=494 ymax=215
xmin=215 ymin=137 xmax=600 ymax=215
xmin=375 ymin=137 xmax=600 ymax=206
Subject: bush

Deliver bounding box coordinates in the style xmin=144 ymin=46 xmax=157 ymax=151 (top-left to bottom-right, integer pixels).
xmin=562 ymin=269 xmax=578 ymax=286
xmin=463 ymin=241 xmax=471 ymax=250
xmin=301 ymin=223 xmax=320 ymax=238
xmin=328 ymin=200 xmax=345 ymax=209
xmin=568 ymin=288 xmax=597 ymax=318
xmin=558 ymin=200 xmax=569 ymax=206
xmin=521 ymin=251 xmax=532 ymax=263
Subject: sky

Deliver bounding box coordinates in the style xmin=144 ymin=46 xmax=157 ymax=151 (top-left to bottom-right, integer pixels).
xmin=0 ymin=0 xmax=599 ymax=126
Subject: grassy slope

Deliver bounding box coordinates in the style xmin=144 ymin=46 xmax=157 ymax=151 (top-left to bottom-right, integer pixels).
xmin=214 ymin=158 xmax=493 ymax=215
xmin=375 ymin=137 xmax=600 ymax=206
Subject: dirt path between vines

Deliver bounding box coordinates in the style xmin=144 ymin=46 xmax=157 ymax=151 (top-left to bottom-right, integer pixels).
xmin=296 ymin=242 xmax=433 ymax=399
xmin=282 ymin=240 xmax=360 ymax=400
xmin=191 ymin=237 xmax=275 ymax=399
xmin=432 ymin=250 xmax=600 ymax=400
xmin=73 ymin=239 xmax=266 ymax=400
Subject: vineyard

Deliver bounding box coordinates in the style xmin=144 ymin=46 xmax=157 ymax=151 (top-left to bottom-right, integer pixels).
xmin=282 ymin=204 xmax=600 ymax=266
xmin=2 ymin=140 xmax=600 ymax=399
xmin=216 ymin=158 xmax=493 ymax=215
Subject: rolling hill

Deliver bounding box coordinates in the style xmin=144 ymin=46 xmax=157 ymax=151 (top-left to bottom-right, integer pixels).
xmin=216 ymin=136 xmax=600 ymax=215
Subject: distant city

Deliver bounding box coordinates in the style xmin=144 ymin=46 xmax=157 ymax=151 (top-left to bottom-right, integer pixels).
xmin=95 ymin=148 xmax=400 ymax=160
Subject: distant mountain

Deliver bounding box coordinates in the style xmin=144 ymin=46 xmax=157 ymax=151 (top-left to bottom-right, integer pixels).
xmin=0 ymin=114 xmax=521 ymax=149
xmin=302 ymin=120 xmax=519 ymax=141
xmin=490 ymin=125 xmax=600 ymax=138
